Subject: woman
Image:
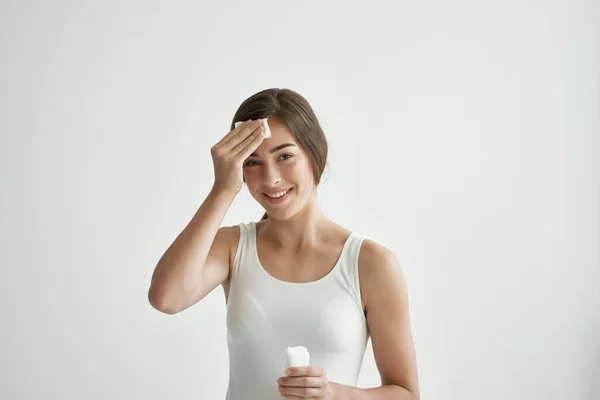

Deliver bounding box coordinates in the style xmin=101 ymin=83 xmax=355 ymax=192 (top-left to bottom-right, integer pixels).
xmin=148 ymin=88 xmax=419 ymax=399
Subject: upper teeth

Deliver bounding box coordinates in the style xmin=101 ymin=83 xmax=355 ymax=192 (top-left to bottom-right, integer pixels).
xmin=267 ymin=190 xmax=289 ymax=198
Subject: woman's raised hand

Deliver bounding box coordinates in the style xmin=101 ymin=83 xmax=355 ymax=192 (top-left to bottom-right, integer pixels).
xmin=210 ymin=119 xmax=265 ymax=194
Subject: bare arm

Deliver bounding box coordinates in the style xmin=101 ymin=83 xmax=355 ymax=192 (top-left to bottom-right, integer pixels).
xmin=148 ymin=186 xmax=237 ymax=314
xmin=148 ymin=118 xmax=266 ymax=314
xmin=331 ymin=241 xmax=419 ymax=399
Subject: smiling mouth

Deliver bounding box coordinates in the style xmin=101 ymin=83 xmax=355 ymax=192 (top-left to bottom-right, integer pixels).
xmin=263 ymin=188 xmax=293 ymax=202
xmin=263 ymin=187 xmax=291 ymax=196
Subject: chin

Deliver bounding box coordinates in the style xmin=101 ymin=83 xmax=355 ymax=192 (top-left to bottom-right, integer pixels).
xmin=263 ymin=204 xmax=297 ymax=221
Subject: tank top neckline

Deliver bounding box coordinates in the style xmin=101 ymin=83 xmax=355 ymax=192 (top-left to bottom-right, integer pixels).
xmin=248 ymin=221 xmax=355 ymax=286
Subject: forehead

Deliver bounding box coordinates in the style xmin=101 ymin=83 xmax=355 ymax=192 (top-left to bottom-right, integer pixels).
xmin=264 ymin=116 xmax=295 ymax=142
xmin=249 ymin=117 xmax=300 ymax=158
xmin=254 ymin=117 xmax=298 ymax=153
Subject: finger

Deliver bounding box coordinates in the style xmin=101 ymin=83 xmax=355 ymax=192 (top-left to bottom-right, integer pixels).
xmin=214 ymin=119 xmax=251 ymax=148
xmin=279 ymin=385 xmax=321 ymax=398
xmin=216 ymin=119 xmax=259 ymax=151
xmin=279 ymin=376 xmax=323 ymax=388
xmin=223 ymin=119 xmax=263 ymax=150
xmin=224 ymin=123 xmax=264 ymax=154
xmin=234 ymin=126 xmax=265 ymax=159
xmin=286 ymin=366 xmax=324 ymax=377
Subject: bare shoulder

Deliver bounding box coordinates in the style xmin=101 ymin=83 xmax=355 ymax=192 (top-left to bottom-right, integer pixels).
xmin=219 ymin=223 xmax=241 ymax=249
xmin=357 ymin=238 xmax=405 ymax=310
xmin=358 ymin=238 xmax=398 ymax=279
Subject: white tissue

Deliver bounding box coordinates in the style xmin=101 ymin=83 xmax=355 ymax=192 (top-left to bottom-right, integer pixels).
xmin=234 ymin=118 xmax=271 ymax=138
xmin=285 ymin=346 xmax=310 ymax=368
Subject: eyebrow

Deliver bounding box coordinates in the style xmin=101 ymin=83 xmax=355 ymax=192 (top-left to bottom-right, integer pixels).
xmin=249 ymin=143 xmax=297 ymax=157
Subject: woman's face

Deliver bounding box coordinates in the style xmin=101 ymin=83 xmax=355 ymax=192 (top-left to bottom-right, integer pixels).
xmin=242 ymin=117 xmax=315 ymax=220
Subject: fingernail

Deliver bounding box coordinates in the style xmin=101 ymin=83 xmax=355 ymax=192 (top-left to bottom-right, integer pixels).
xmin=285 ymin=369 xmax=291 ymax=375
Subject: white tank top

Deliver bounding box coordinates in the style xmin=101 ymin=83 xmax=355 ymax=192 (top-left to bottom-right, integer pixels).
xmin=225 ymin=221 xmax=370 ymax=400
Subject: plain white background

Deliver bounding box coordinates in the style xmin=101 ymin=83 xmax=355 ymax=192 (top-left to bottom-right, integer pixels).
xmin=1 ymin=1 xmax=598 ymax=399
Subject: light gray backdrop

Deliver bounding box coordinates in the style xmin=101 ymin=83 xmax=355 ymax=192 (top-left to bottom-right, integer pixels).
xmin=1 ymin=1 xmax=598 ymax=399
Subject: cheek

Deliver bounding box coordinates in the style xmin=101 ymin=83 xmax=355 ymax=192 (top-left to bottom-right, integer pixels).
xmin=284 ymin=159 xmax=310 ymax=183
xmin=283 ymin=159 xmax=299 ymax=173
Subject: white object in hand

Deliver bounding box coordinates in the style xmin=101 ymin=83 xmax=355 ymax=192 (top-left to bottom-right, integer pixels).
xmin=286 ymin=346 xmax=310 ymax=368
xmin=234 ymin=118 xmax=271 ymax=138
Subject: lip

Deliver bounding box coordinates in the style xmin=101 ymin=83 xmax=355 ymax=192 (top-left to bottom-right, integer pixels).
xmin=263 ymin=187 xmax=292 ymax=196
xmin=263 ymin=188 xmax=293 ymax=204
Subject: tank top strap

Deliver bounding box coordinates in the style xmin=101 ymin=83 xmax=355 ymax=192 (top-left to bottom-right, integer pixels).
xmin=335 ymin=231 xmax=368 ymax=315
xmin=230 ymin=221 xmax=253 ymax=280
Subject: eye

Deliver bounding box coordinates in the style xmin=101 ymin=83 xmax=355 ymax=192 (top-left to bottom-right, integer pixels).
xmin=244 ymin=154 xmax=293 ymax=167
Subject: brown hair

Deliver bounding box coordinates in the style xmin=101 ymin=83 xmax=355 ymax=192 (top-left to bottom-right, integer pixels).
xmin=231 ymin=88 xmax=328 ymax=221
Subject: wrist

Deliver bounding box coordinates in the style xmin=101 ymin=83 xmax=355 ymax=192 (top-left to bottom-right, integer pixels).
xmin=210 ymin=185 xmax=238 ymax=200
xmin=328 ymin=382 xmax=343 ymax=399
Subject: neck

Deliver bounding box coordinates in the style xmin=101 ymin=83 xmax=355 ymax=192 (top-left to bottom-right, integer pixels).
xmin=259 ymin=193 xmax=331 ymax=252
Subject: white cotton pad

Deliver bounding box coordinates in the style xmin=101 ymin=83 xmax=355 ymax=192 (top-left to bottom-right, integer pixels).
xmin=285 ymin=346 xmax=310 ymax=368
xmin=234 ymin=118 xmax=271 ymax=138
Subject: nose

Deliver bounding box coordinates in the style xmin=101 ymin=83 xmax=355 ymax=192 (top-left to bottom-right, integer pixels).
xmin=261 ymin=162 xmax=281 ymax=186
